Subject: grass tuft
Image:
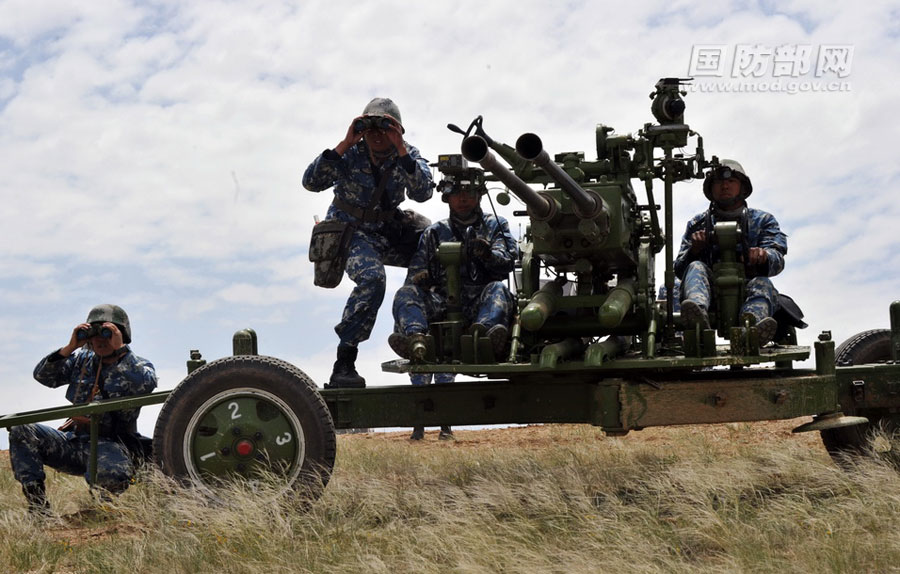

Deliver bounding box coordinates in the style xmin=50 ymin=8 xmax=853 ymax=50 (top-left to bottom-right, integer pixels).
xmin=1 ymin=423 xmax=899 ymax=573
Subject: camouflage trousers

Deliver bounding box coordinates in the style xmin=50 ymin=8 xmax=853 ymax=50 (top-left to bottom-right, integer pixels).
xmin=681 ymin=260 xmax=779 ymax=322
xmin=8 ymin=423 xmax=134 ymax=492
xmin=392 ymin=280 xmax=516 ymax=337
xmin=337 ymin=229 xmax=411 ymax=346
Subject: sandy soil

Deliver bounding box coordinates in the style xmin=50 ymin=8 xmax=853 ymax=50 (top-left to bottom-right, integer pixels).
xmin=344 ymin=417 xmax=826 ymax=453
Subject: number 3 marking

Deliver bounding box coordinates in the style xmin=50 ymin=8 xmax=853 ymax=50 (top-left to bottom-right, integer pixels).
xmin=275 ymin=432 xmax=292 ymax=446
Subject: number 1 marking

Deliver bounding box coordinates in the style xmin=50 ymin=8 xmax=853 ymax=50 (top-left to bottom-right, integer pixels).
xmin=200 ymin=452 xmax=216 ymax=461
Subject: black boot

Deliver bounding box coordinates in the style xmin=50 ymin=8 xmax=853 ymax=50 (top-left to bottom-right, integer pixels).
xmin=439 ymin=425 xmax=454 ymax=440
xmin=22 ymin=481 xmax=50 ymax=515
xmin=410 ymin=426 xmax=424 ymax=440
xmin=326 ymin=345 xmax=366 ymax=389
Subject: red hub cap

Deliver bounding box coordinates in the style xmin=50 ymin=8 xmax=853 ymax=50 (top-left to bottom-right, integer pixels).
xmin=235 ymin=439 xmax=254 ymax=457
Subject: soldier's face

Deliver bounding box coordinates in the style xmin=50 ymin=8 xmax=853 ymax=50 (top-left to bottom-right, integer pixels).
xmin=86 ymin=321 xmax=121 ymax=357
xmin=363 ymin=128 xmax=392 ymax=153
xmin=89 ymin=332 xmax=114 ymax=356
xmin=447 ymin=190 xmax=479 ymax=216
xmin=711 ymin=177 xmax=742 ymax=206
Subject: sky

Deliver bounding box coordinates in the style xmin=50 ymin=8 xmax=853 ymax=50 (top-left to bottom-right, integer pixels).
xmin=1 ymin=0 xmax=898 ymax=448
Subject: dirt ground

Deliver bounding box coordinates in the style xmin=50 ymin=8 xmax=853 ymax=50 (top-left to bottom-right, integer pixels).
xmin=344 ymin=417 xmax=826 ymax=454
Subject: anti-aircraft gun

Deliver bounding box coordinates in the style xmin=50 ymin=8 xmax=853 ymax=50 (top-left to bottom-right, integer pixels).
xmin=392 ymin=77 xmax=796 ymax=373
xmin=2 ymin=79 xmax=899 ymax=502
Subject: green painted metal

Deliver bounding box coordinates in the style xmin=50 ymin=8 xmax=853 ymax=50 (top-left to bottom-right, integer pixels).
xmin=0 ymin=392 xmax=172 ymax=429
xmin=319 ymin=368 xmax=843 ymax=433
xmin=185 ymin=390 xmax=303 ymax=480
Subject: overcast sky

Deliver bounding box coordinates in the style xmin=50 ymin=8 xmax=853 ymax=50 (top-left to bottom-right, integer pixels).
xmin=1 ymin=1 xmax=898 ymax=447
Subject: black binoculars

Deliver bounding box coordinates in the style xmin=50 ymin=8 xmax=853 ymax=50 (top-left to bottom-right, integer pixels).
xmin=77 ymin=324 xmax=113 ymax=341
xmin=353 ymin=116 xmax=393 ymax=133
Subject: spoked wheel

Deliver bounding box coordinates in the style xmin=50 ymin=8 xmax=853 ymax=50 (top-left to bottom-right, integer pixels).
xmin=820 ymin=329 xmax=899 ymax=463
xmin=153 ymin=355 xmax=336 ymax=499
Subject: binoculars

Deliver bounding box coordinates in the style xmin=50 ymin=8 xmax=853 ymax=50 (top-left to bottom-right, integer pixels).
xmin=353 ymin=116 xmax=393 ymax=133
xmin=76 ymin=324 xmax=113 ymax=342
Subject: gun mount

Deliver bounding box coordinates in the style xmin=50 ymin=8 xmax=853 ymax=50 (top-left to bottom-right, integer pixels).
xmin=3 ymin=78 xmax=898 ymax=505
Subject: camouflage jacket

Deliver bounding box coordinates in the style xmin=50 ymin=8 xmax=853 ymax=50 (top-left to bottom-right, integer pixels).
xmin=674 ymin=206 xmax=787 ymax=280
xmin=33 ymin=346 xmax=157 ymax=438
xmin=408 ymin=213 xmax=518 ymax=302
xmin=302 ymin=141 xmax=434 ymax=232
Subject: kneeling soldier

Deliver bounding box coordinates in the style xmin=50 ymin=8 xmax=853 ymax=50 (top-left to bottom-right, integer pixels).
xmin=8 ymin=304 xmax=157 ymax=514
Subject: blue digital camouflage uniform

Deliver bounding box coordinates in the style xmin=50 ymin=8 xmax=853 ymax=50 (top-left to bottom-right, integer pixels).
xmin=393 ymin=213 xmax=518 ymax=338
xmin=657 ymin=279 xmax=681 ymax=313
xmin=303 ymin=141 xmax=434 ymax=346
xmin=9 ymin=346 xmax=157 ymax=492
xmin=674 ymin=207 xmax=787 ymax=323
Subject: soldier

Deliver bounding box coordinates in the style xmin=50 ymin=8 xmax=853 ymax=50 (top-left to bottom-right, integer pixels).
xmin=391 ymin=165 xmax=518 ymax=439
xmin=407 ymin=373 xmax=455 ymax=441
xmin=674 ymin=160 xmax=788 ymax=344
xmin=8 ymin=304 xmax=157 ymax=514
xmin=303 ymin=98 xmax=434 ymax=388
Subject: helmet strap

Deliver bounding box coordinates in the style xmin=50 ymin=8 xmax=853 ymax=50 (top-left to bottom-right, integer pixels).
xmin=450 ymin=206 xmax=483 ymax=228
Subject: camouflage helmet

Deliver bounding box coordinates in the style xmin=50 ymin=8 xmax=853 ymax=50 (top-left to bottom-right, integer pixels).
xmin=362 ymin=97 xmax=403 ymax=132
xmin=703 ymin=159 xmax=753 ymax=201
xmin=86 ymin=304 xmax=132 ymax=344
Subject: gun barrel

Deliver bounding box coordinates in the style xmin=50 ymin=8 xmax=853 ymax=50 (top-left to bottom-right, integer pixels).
xmin=515 ymin=133 xmax=606 ymax=219
xmin=461 ymin=136 xmax=556 ymax=220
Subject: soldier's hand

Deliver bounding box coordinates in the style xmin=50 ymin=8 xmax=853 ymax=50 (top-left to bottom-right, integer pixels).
xmin=411 ymin=270 xmax=430 ymax=286
xmin=103 ymin=322 xmax=126 ymax=351
xmin=60 ymin=323 xmax=91 ymax=357
xmin=747 ymin=247 xmax=767 ymax=266
xmin=471 ymin=237 xmax=492 ymax=260
xmin=689 ymin=230 xmax=708 ymax=253
xmin=335 ymin=116 xmax=366 ymax=155
xmin=382 ymin=116 xmax=407 ymax=156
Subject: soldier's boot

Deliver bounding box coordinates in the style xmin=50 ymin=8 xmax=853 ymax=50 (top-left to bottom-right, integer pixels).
xmin=410 ymin=426 xmax=425 ymax=441
xmin=326 ymin=345 xmax=366 ymax=389
xmin=486 ymin=325 xmax=509 ymax=357
xmin=753 ymin=316 xmax=779 ymax=346
xmin=438 ymin=425 xmax=454 ymax=441
xmin=681 ymin=300 xmax=711 ymax=330
xmin=389 ymin=333 xmax=411 ymax=359
xmin=22 ymin=481 xmax=50 ymax=516
xmin=740 ymin=311 xmax=779 ymax=346
xmin=389 ymin=332 xmax=428 ymax=361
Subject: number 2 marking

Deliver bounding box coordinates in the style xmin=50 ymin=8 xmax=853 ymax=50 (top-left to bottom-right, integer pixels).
xmin=228 ymin=402 xmax=241 ymax=420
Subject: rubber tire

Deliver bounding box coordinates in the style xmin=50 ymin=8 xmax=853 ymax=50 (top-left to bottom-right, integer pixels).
xmin=820 ymin=329 xmax=897 ymax=459
xmin=153 ymin=355 xmax=336 ymax=499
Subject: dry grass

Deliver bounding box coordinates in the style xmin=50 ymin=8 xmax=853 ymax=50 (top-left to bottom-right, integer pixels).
xmin=1 ymin=423 xmax=899 ymax=573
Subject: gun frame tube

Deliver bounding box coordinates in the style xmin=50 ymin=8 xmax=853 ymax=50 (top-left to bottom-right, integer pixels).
xmin=461 ymin=136 xmax=557 ymax=221
xmin=520 ymin=279 xmax=565 ymax=332
xmin=515 ymin=133 xmax=605 ymax=219
xmin=598 ymin=286 xmax=635 ymax=329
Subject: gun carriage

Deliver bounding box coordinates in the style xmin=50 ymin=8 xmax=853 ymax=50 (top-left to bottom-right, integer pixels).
xmin=3 ymin=79 xmax=899 ymax=500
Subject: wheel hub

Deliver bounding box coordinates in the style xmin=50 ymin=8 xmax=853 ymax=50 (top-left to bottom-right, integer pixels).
xmin=235 ymin=439 xmax=255 ymax=457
